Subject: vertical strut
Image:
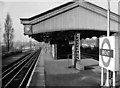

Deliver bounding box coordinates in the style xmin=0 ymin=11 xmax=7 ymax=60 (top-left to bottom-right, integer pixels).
xmin=74 ymin=33 xmax=80 ymax=68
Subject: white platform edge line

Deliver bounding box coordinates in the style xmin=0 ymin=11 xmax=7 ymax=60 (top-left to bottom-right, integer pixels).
xmin=26 ymin=50 xmax=42 ymax=87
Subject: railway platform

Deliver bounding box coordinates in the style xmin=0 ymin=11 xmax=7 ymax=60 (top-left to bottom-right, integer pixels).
xmin=28 ymin=47 xmax=103 ymax=87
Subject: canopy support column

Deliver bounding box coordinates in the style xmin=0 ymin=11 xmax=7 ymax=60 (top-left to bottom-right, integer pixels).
xmin=73 ymin=33 xmax=84 ymax=70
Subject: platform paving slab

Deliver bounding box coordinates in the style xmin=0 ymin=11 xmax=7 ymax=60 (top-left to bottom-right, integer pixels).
xmin=28 ymin=49 xmax=46 ymax=87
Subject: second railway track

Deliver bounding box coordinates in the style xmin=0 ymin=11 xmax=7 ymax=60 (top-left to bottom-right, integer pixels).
xmin=1 ymin=48 xmax=41 ymax=88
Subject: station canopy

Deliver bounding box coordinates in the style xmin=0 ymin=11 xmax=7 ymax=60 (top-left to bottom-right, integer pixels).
xmin=20 ymin=0 xmax=120 ymax=43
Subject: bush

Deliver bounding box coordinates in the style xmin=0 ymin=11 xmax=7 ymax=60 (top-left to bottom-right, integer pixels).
xmin=2 ymin=49 xmax=22 ymax=58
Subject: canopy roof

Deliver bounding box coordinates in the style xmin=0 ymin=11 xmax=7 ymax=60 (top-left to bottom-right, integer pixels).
xmin=20 ymin=0 xmax=120 ymax=42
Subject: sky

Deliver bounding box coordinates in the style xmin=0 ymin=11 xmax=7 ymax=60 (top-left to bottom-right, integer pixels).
xmin=0 ymin=0 xmax=120 ymax=43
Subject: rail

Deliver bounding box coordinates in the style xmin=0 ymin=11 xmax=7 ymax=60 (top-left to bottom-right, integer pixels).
xmin=1 ymin=48 xmax=41 ymax=88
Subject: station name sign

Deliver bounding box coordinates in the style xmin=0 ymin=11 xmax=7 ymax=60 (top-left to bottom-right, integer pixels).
xmin=100 ymin=49 xmax=113 ymax=58
xmin=99 ymin=36 xmax=119 ymax=71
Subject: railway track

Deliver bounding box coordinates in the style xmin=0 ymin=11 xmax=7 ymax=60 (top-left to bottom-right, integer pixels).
xmin=2 ymin=51 xmax=31 ymax=72
xmin=81 ymin=52 xmax=99 ymax=60
xmin=1 ymin=49 xmax=41 ymax=88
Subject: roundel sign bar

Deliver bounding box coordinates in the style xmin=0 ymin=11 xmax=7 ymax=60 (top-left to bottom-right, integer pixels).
xmin=99 ymin=36 xmax=119 ymax=71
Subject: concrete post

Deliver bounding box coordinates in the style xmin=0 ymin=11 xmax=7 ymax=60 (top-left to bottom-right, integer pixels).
xmin=52 ymin=44 xmax=55 ymax=59
xmin=72 ymin=45 xmax=75 ymax=66
xmin=51 ymin=44 xmax=57 ymax=60
xmin=54 ymin=44 xmax=57 ymax=60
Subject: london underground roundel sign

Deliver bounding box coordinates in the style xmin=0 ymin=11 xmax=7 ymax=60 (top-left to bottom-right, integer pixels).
xmin=100 ymin=38 xmax=113 ymax=67
xmin=99 ymin=36 xmax=119 ymax=71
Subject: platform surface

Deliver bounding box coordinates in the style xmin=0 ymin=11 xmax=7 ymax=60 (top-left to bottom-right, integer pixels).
xmin=44 ymin=58 xmax=101 ymax=87
xmin=28 ymin=47 xmax=120 ymax=87
xmin=28 ymin=47 xmax=102 ymax=87
xmin=28 ymin=47 xmax=55 ymax=87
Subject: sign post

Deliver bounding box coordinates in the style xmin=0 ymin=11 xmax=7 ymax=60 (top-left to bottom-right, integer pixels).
xmin=107 ymin=0 xmax=110 ymax=37
xmin=99 ymin=36 xmax=119 ymax=87
xmin=106 ymin=0 xmax=110 ymax=86
xmin=100 ymin=0 xmax=120 ymax=87
xmin=101 ymin=67 xmax=104 ymax=86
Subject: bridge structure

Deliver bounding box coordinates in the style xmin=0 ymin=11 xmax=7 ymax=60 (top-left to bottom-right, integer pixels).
xmin=20 ymin=0 xmax=120 ymax=87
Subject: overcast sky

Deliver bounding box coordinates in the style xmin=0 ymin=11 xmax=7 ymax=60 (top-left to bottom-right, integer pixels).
xmin=0 ymin=0 xmax=120 ymax=42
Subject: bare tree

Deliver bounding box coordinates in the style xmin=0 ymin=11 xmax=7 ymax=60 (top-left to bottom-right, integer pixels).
xmin=3 ymin=13 xmax=14 ymax=52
